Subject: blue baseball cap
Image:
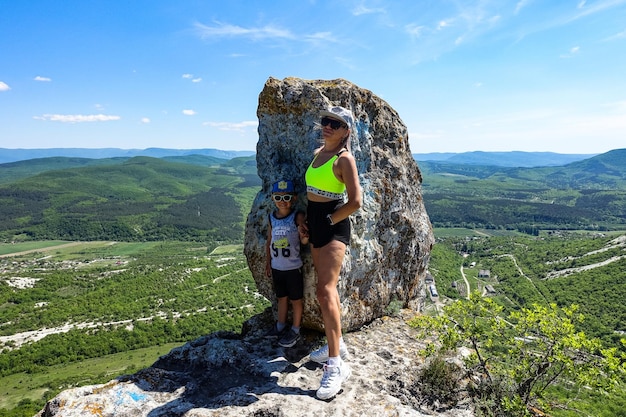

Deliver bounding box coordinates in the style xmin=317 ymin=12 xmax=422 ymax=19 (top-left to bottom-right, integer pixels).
xmin=272 ymin=180 xmax=295 ymax=193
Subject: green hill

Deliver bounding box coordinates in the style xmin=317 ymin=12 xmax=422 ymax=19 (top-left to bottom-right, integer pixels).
xmin=2 ymin=149 xmax=626 ymax=242
xmin=0 ymin=156 xmax=130 ymax=184
xmin=420 ymin=149 xmax=626 ymax=232
xmin=0 ymin=156 xmax=260 ymax=242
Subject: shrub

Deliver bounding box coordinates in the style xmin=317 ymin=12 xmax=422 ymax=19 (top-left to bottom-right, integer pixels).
xmin=414 ymin=356 xmax=461 ymax=408
xmin=409 ymin=291 xmax=625 ymax=416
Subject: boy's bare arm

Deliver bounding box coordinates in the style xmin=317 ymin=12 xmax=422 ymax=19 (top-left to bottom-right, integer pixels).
xmin=265 ymin=224 xmax=273 ymax=276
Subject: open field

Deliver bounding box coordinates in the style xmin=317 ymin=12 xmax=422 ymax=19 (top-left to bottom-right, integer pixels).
xmin=0 ymin=241 xmax=76 ymax=256
xmin=0 ymin=241 xmax=269 ymax=416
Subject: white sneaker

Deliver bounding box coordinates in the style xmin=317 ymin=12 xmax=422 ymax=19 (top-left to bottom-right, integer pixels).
xmin=309 ymin=340 xmax=349 ymax=363
xmin=316 ymin=360 xmax=351 ymax=400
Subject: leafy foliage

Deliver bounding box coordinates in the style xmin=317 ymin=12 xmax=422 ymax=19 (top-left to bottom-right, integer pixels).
xmin=444 ymin=233 xmax=626 ymax=348
xmin=410 ymin=293 xmax=625 ymax=416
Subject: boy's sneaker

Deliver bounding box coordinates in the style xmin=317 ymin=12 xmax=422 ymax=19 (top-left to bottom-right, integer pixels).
xmin=309 ymin=340 xmax=349 ymax=363
xmin=278 ymin=329 xmax=300 ymax=348
xmin=316 ymin=360 xmax=351 ymax=400
xmin=264 ymin=324 xmax=286 ymax=339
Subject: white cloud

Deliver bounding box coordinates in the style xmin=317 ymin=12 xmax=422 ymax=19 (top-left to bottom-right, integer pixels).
xmin=140 ymin=117 xmax=151 ymax=124
xmin=0 ymin=81 xmax=10 ymax=91
xmin=194 ymin=21 xmax=294 ymax=41
xmin=305 ymin=31 xmax=335 ymax=42
xmin=515 ymin=0 xmax=533 ymax=14
xmin=182 ymin=74 xmax=202 ymax=83
xmin=437 ymin=20 xmax=451 ymax=30
xmin=34 ymin=76 xmax=51 ymax=82
xmin=182 ymin=109 xmax=197 ymax=116
xmin=353 ymin=4 xmax=386 ymax=16
xmin=203 ymin=120 xmax=257 ymax=132
xmin=33 ymin=114 xmax=121 ymax=123
xmin=405 ymin=23 xmax=425 ymax=38
xmin=560 ymin=45 xmax=580 ymax=58
xmin=603 ymin=29 xmax=626 ymax=41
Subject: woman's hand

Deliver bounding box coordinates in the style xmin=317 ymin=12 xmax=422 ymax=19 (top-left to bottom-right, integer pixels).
xmin=298 ymin=222 xmax=309 ymax=244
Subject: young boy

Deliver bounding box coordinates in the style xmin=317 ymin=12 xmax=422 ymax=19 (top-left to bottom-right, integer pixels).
xmin=264 ymin=180 xmax=309 ymax=347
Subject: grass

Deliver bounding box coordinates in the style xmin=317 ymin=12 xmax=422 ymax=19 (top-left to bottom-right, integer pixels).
xmin=433 ymin=228 xmax=523 ymax=238
xmin=0 ymin=342 xmax=180 ymax=410
xmin=0 ymin=241 xmax=165 ymax=261
xmin=210 ymin=244 xmax=244 ymax=255
xmin=0 ymin=241 xmax=70 ymax=255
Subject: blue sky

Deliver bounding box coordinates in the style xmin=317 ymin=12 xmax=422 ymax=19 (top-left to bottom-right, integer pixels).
xmin=1 ymin=0 xmax=625 ymax=154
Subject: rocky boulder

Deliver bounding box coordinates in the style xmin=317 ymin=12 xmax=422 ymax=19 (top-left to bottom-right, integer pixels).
xmin=244 ymin=77 xmax=434 ymax=332
xmin=36 ymin=309 xmax=474 ymax=417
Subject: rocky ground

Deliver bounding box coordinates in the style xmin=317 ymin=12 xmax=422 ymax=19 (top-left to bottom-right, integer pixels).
xmin=37 ymin=308 xmax=474 ymax=417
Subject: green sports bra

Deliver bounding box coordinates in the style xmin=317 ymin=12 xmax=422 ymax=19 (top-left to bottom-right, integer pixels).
xmin=305 ymin=150 xmax=347 ymax=200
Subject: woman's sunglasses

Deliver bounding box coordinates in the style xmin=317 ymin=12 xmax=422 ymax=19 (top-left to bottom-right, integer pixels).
xmin=272 ymin=194 xmax=294 ymax=202
xmin=321 ymin=117 xmax=347 ymax=130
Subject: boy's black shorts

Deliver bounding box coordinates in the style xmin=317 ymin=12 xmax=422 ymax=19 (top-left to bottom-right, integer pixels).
xmin=272 ymin=268 xmax=304 ymax=301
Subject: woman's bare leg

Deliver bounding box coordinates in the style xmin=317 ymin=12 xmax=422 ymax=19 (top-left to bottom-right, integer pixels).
xmin=311 ymin=240 xmax=346 ymax=357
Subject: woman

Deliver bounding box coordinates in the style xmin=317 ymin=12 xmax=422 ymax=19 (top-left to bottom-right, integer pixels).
xmin=304 ymin=105 xmax=362 ymax=400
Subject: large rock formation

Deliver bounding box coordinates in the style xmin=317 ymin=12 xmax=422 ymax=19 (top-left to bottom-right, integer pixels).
xmin=244 ymin=77 xmax=434 ymax=332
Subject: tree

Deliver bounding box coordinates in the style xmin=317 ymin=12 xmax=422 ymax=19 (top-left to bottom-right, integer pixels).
xmin=409 ymin=291 xmax=625 ymax=416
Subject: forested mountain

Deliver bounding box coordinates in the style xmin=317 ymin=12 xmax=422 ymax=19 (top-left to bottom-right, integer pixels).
xmin=1 ymin=149 xmax=625 ymax=242
xmin=0 ymin=147 xmax=254 ymax=164
xmin=0 ymin=156 xmax=260 ymax=242
xmin=420 ymin=149 xmax=626 ymax=232
xmin=0 ymin=157 xmax=130 ymax=184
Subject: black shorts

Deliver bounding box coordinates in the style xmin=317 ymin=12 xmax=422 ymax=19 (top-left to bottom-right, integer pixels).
xmin=272 ymin=268 xmax=304 ymax=300
xmin=307 ymin=200 xmax=351 ymax=248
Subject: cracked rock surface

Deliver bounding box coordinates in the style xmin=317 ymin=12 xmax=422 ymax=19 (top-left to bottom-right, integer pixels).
xmin=37 ymin=309 xmax=473 ymax=417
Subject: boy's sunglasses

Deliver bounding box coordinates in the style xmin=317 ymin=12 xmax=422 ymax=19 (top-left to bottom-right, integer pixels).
xmin=321 ymin=117 xmax=347 ymax=130
xmin=272 ymin=194 xmax=293 ymax=202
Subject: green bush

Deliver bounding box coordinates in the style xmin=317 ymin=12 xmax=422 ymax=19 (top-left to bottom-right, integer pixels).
xmin=414 ymin=356 xmax=461 ymax=408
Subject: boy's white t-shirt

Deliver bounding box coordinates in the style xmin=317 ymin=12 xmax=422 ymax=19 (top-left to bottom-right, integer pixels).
xmin=269 ymin=211 xmax=303 ymax=271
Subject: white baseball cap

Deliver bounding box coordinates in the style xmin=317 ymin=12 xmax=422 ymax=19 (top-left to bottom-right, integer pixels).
xmin=320 ymin=106 xmax=354 ymax=128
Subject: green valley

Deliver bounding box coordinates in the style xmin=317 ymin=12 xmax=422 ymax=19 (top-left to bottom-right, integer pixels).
xmin=0 ymin=149 xmax=625 ymax=416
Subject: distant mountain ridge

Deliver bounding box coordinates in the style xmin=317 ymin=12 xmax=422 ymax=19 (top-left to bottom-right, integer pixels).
xmin=0 ymin=147 xmax=601 ymax=167
xmin=419 ymin=149 xmax=626 ymax=188
xmin=418 ymin=148 xmax=626 ymax=231
xmin=0 ymin=148 xmax=255 ymax=164
xmin=1 ymin=149 xmax=625 ymax=240
xmin=413 ymin=150 xmax=597 ymax=167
